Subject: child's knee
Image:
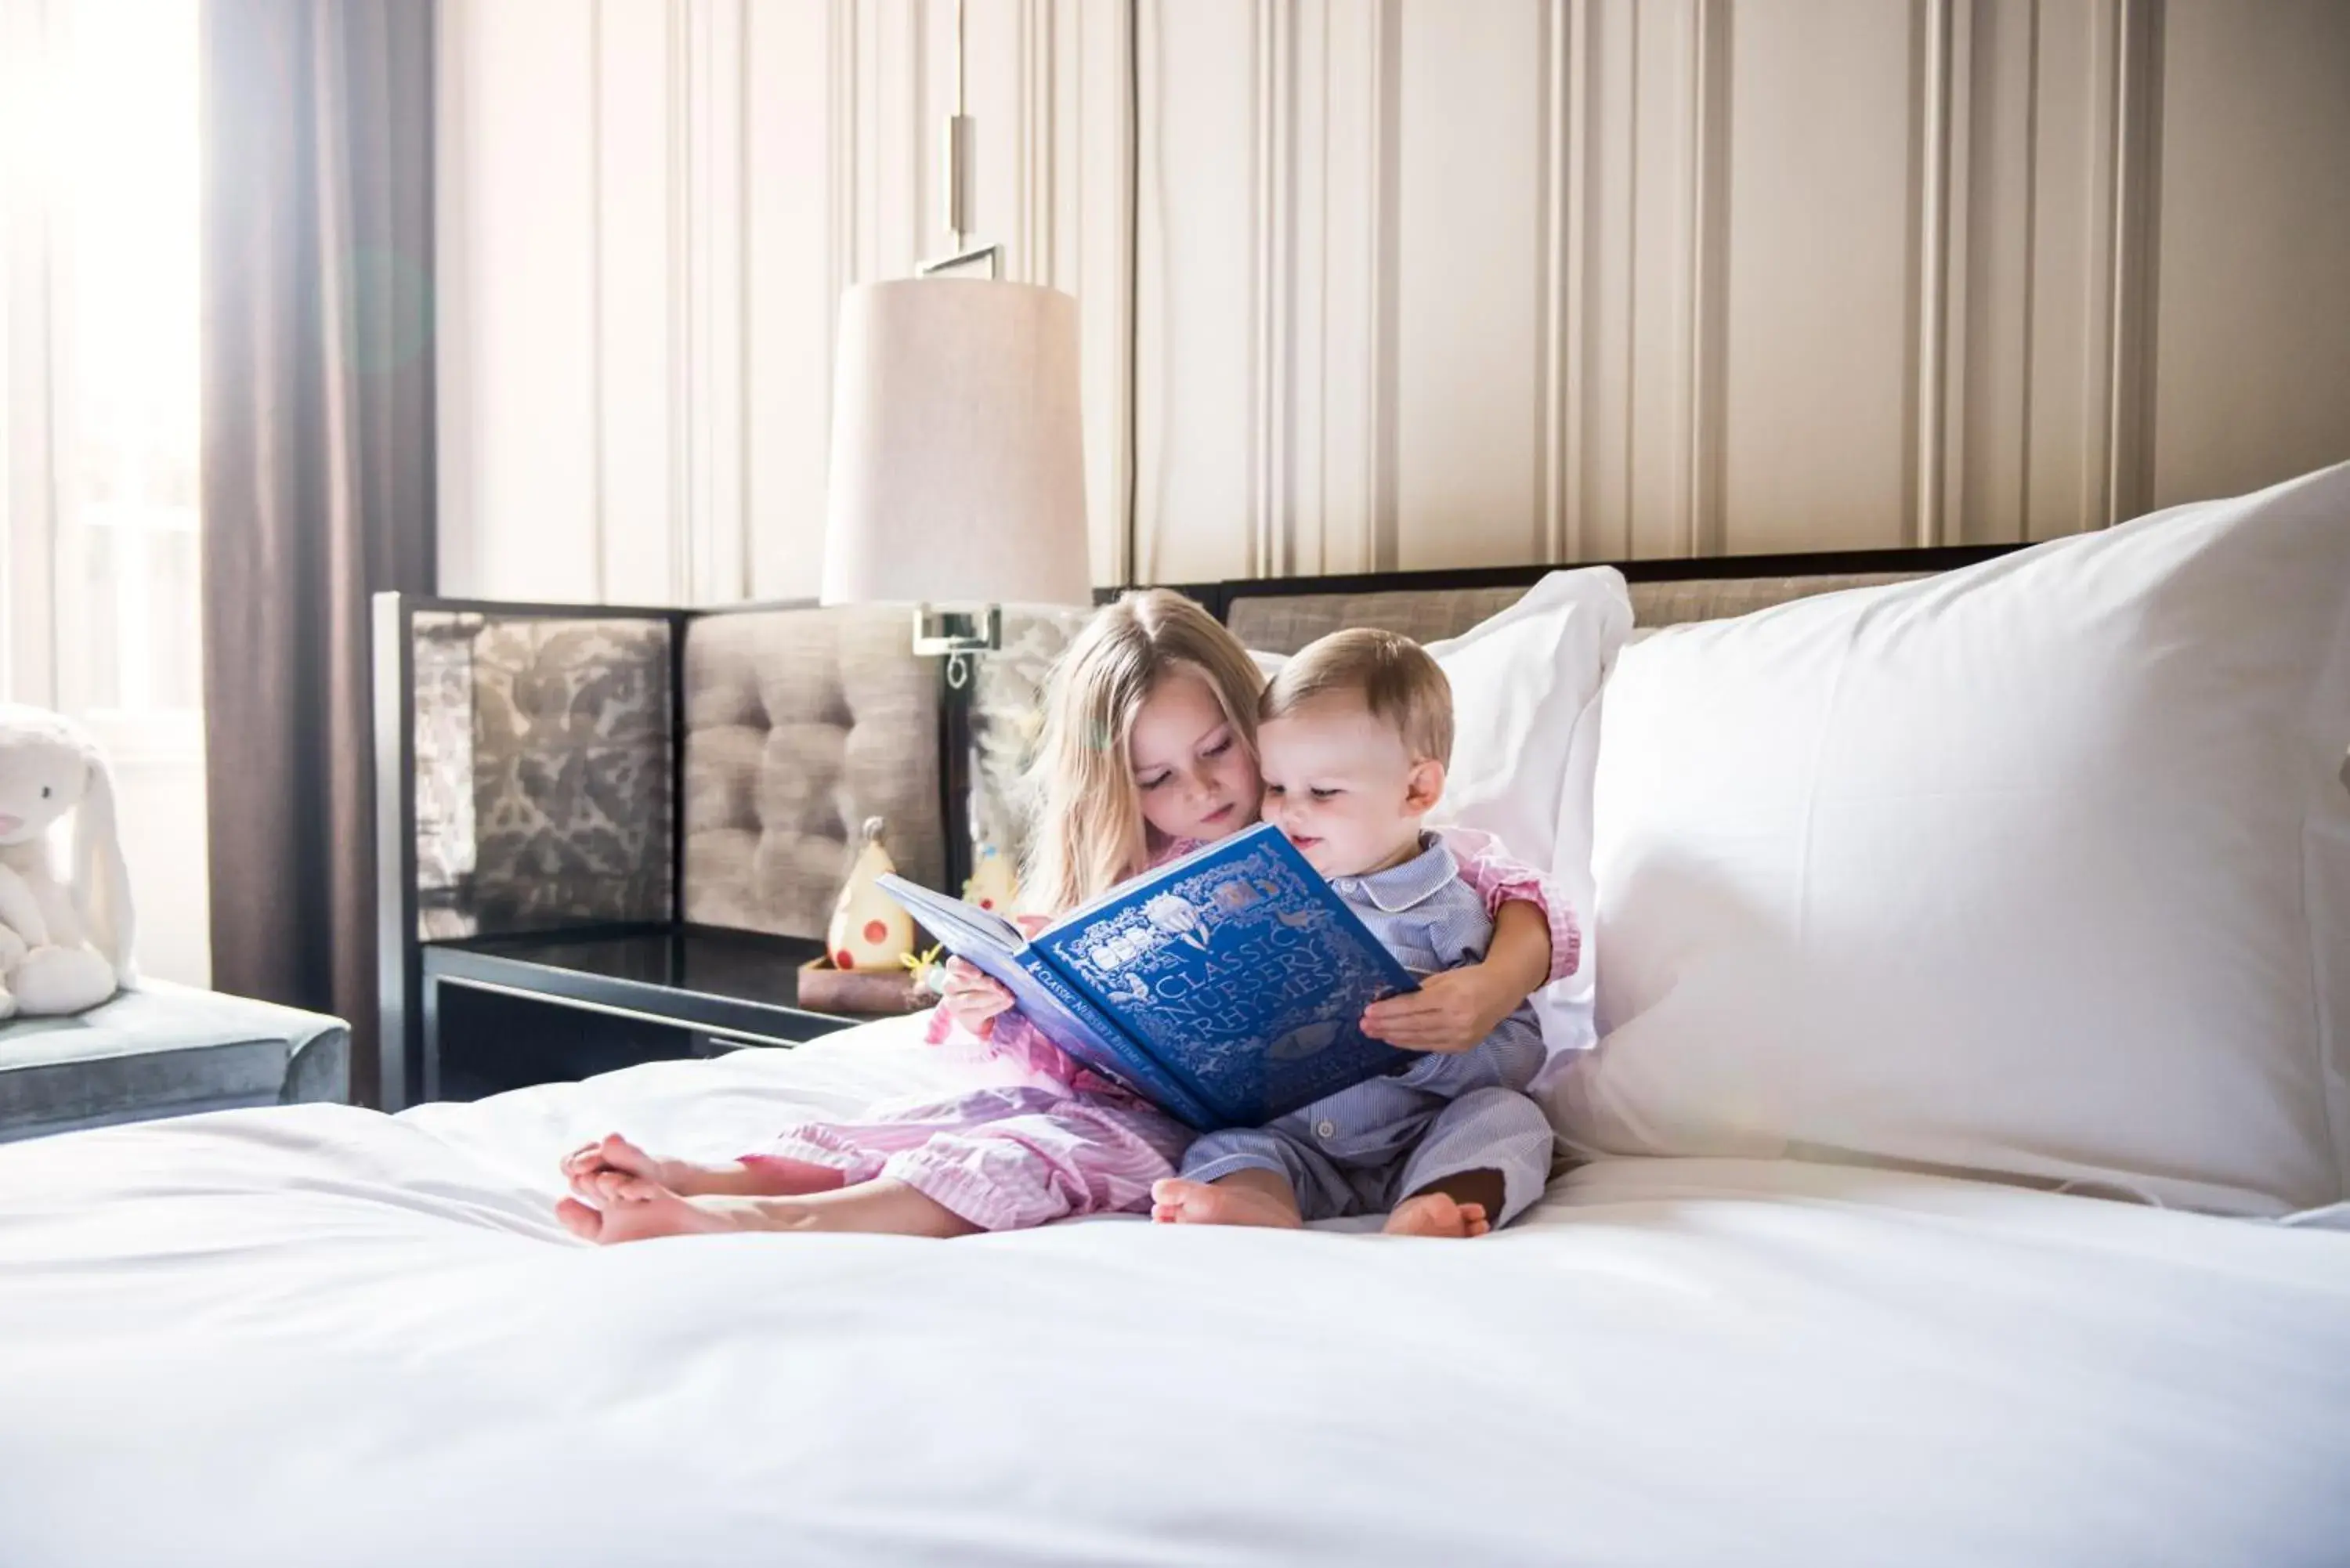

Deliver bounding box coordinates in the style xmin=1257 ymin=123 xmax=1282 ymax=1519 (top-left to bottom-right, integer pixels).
xmin=1445 ymin=1086 xmax=1552 ymax=1136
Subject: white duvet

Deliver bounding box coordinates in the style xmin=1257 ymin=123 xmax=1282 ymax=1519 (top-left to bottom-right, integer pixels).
xmin=2 ymin=1018 xmax=2345 ymax=1568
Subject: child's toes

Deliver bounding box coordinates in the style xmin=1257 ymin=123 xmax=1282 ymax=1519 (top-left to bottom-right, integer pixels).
xmin=599 ymin=1133 xmax=658 ymax=1177
xmin=588 ymin=1169 xmax=637 ymax=1204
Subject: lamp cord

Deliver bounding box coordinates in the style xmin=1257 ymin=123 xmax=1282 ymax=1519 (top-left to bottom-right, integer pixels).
xmin=1123 ymin=0 xmax=1141 ymax=584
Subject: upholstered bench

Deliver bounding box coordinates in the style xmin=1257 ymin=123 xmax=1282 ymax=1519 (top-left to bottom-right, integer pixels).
xmin=0 ymin=980 xmax=349 ymax=1143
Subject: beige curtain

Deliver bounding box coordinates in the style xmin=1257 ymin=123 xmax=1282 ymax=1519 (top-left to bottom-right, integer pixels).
xmin=200 ymin=0 xmax=436 ymax=1105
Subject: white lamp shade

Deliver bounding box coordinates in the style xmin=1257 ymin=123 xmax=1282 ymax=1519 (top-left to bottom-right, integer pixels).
xmin=820 ymin=278 xmax=1091 ymax=607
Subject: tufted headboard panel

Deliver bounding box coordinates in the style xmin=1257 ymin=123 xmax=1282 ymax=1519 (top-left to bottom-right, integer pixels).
xmin=680 ymin=605 xmax=945 ymax=939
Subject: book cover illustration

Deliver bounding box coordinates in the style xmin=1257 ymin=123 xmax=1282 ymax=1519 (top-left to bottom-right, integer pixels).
xmin=1029 ymin=830 xmax=1421 ymax=1122
xmin=879 ymin=823 xmax=1420 ymax=1129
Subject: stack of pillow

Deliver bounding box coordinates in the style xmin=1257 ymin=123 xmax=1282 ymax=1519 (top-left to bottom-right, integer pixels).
xmin=1371 ymin=462 xmax=2350 ymax=1219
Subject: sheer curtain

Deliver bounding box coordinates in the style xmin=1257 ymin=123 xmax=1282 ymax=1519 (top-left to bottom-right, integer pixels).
xmin=201 ymin=0 xmax=436 ymax=1104
xmin=1 ymin=0 xmax=212 ymax=985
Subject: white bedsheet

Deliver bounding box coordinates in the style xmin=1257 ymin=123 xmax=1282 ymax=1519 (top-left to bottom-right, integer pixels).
xmin=2 ymin=1018 xmax=2345 ymax=1567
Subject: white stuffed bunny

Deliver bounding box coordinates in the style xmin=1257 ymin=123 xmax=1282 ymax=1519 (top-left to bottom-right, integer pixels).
xmin=0 ymin=704 xmax=137 ymax=1018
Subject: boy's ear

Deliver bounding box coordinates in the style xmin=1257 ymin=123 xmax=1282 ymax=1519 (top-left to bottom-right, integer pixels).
xmin=1404 ymin=757 xmax=1447 ymax=815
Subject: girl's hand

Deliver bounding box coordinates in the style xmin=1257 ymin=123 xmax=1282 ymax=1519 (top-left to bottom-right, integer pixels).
xmin=1360 ymin=966 xmax=1521 ymax=1053
xmin=940 ymin=958 xmax=1016 ymax=1035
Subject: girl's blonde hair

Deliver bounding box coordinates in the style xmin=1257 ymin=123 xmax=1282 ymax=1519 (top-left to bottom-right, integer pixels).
xmin=1023 ymin=589 xmax=1268 ymax=914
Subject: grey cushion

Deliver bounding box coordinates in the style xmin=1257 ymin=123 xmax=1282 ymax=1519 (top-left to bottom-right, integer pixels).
xmin=1625 ymin=573 xmax=1927 ymax=627
xmin=0 ymin=980 xmax=349 ymax=1142
xmin=1224 ymin=572 xmax=1936 ymax=654
xmin=1227 ymin=587 xmax=1531 ymax=655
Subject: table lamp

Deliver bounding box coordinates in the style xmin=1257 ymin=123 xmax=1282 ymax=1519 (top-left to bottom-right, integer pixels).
xmin=819 ymin=276 xmax=1090 ymax=897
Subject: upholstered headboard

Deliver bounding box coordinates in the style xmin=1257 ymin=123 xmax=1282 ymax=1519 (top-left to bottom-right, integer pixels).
xmin=1224 ymin=571 xmax=1931 ymax=656
xmin=674 ymin=560 xmax=1986 ymax=931
xmin=392 ymin=548 xmax=2007 ymax=950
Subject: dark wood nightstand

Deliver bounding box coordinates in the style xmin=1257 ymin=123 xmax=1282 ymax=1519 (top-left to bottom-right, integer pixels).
xmin=418 ymin=926 xmax=862 ymax=1102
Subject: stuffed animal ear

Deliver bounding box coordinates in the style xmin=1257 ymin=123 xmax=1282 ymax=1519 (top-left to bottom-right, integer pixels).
xmin=71 ymin=750 xmax=137 ymax=984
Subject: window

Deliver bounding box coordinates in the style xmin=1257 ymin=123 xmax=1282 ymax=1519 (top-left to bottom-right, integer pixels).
xmin=2 ymin=0 xmax=202 ymax=728
xmin=2 ymin=0 xmax=208 ymax=987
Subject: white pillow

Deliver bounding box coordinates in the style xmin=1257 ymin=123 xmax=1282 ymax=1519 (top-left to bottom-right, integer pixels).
xmin=1420 ymin=569 xmax=1632 ymax=894
xmin=1423 ymin=572 xmax=1631 ymax=1044
xmin=1249 ymin=569 xmax=1634 ymax=1035
xmin=1554 ymin=462 xmax=2350 ymax=1216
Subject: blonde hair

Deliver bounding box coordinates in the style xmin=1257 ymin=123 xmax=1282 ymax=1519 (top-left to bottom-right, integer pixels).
xmin=1023 ymin=590 xmax=1269 ymax=914
xmin=1261 ymin=628 xmax=1453 ymax=766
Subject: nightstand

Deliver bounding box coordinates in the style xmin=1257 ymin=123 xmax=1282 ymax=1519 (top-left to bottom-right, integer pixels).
xmin=418 ymin=927 xmax=862 ymax=1102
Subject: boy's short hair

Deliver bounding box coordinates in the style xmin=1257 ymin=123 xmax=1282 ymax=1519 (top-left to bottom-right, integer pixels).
xmin=1260 ymin=628 xmax=1453 ymax=765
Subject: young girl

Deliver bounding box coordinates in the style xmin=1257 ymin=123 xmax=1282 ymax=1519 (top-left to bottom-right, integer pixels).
xmin=555 ymin=590 xmax=1574 ymax=1244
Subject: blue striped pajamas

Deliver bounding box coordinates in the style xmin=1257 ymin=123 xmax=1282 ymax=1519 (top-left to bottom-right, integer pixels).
xmin=1181 ymin=836 xmax=1555 ymax=1227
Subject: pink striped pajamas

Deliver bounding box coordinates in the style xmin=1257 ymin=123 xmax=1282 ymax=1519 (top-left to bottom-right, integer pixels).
xmin=750 ymin=828 xmax=1577 ymax=1232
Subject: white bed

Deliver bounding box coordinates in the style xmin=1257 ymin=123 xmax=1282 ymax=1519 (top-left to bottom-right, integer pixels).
xmin=9 ymin=468 xmax=2348 ymax=1566
xmin=2 ymin=1018 xmax=2345 ymax=1568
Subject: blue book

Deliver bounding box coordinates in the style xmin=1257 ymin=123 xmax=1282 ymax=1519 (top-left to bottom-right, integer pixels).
xmin=878 ymin=823 xmax=1421 ymax=1130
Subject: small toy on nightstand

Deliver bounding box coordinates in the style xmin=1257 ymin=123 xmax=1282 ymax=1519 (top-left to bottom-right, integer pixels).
xmin=799 ymin=818 xmax=931 ymax=1015
xmin=962 ymin=841 xmax=1019 ymax=914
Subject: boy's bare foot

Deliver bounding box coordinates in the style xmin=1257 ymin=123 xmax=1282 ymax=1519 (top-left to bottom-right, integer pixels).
xmin=1149 ymin=1176 xmax=1303 ymax=1229
xmin=555 ymin=1176 xmax=736 ymax=1245
xmin=1383 ymin=1191 xmax=1490 ymax=1238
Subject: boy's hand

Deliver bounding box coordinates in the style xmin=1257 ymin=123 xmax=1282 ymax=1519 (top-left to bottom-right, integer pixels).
xmin=1360 ymin=968 xmax=1517 ymax=1053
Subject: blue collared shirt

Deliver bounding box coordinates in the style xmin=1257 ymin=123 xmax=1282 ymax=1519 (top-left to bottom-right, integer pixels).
xmin=1325 ymin=833 xmax=1547 ymax=1098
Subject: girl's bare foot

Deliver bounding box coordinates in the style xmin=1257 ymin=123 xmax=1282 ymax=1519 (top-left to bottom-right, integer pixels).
xmin=1150 ymin=1176 xmax=1303 ymax=1229
xmin=558 ymin=1176 xmax=978 ymax=1245
xmin=555 ymin=1177 xmax=736 ymax=1245
xmin=562 ymin=1134 xmax=848 ymax=1203
xmin=1383 ymin=1191 xmax=1490 ymax=1238
xmin=560 ymin=1133 xmax=675 ymax=1194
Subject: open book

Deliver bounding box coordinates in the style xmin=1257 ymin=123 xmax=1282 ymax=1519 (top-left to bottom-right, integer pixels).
xmin=880 ymin=823 xmax=1419 ymax=1130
